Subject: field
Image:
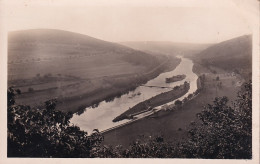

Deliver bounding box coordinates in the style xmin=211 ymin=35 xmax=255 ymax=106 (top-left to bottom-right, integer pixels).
xmin=9 ymin=54 xmax=180 ymax=113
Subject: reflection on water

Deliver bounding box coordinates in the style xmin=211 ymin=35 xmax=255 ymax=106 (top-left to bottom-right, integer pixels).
xmin=70 ymin=57 xmax=198 ymax=132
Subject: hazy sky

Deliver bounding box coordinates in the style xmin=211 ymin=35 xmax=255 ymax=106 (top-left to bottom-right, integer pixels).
xmin=3 ymin=0 xmax=259 ymax=43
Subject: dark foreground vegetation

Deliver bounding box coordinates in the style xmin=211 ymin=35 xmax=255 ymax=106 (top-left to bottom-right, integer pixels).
xmin=8 ymin=87 xmax=104 ymax=157
xmin=8 ymin=80 xmax=251 ymax=158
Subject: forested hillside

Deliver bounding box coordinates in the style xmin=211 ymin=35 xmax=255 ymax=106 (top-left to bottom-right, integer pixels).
xmin=193 ymin=35 xmax=252 ymax=78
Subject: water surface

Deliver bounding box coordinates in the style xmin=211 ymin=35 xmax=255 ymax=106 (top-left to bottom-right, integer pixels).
xmin=70 ymin=57 xmax=198 ymax=132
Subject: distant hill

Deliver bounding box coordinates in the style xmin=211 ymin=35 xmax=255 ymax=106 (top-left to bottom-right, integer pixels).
xmin=193 ymin=35 xmax=252 ymax=74
xmin=8 ymin=29 xmax=180 ymax=112
xmin=8 ymin=29 xmax=160 ymax=80
xmin=120 ymin=41 xmax=211 ymax=57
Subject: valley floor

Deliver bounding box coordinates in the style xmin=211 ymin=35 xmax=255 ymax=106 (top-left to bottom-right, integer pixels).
xmin=12 ymin=56 xmax=180 ymax=113
xmin=102 ymin=62 xmax=243 ymax=147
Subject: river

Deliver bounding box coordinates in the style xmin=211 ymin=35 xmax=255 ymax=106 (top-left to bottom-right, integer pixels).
xmin=70 ymin=57 xmax=198 ymax=133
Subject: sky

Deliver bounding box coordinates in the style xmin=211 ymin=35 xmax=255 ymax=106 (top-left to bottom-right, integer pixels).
xmin=2 ymin=0 xmax=259 ymax=43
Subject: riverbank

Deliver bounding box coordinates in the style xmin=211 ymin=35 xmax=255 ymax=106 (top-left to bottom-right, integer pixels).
xmin=56 ymin=56 xmax=181 ymax=113
xmin=14 ymin=56 xmax=181 ymax=114
xmin=113 ymin=82 xmax=190 ymax=122
xmin=70 ymin=57 xmax=196 ymax=133
xmin=102 ymin=61 xmax=243 ymax=147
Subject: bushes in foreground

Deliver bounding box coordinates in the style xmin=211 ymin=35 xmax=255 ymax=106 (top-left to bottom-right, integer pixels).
xmin=8 ymin=87 xmax=103 ymax=157
xmin=178 ymin=82 xmax=252 ymax=158
xmin=7 ymin=81 xmax=252 ymax=158
xmin=93 ymin=81 xmax=252 ymax=158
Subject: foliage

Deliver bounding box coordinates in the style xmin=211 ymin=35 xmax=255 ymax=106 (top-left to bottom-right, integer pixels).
xmin=188 ymin=94 xmax=193 ymax=99
xmin=174 ymin=100 xmax=182 ymax=106
xmin=92 ymin=136 xmax=178 ymax=158
xmin=7 ymin=81 xmax=252 ymax=158
xmin=7 ymin=87 xmax=103 ymax=157
xmin=97 ymin=81 xmax=252 ymax=159
xmin=177 ymin=81 xmax=252 ymax=159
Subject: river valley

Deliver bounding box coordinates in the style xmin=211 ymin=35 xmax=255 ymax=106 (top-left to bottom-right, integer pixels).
xmin=70 ymin=57 xmax=198 ymax=133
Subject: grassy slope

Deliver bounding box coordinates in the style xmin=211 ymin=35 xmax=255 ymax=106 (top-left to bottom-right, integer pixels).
xmin=8 ymin=29 xmax=180 ymax=112
xmin=192 ymin=35 xmax=252 ymax=79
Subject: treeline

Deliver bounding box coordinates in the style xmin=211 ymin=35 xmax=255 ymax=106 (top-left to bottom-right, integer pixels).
xmin=113 ymin=82 xmax=190 ymax=122
xmin=7 ymin=81 xmax=252 ymax=158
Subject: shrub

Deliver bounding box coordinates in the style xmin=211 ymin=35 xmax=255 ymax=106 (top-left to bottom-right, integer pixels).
xmin=7 ymin=80 xmax=252 ymax=158
xmin=28 ymin=87 xmax=34 ymax=92
xmin=174 ymin=100 xmax=182 ymax=106
xmin=178 ymin=81 xmax=252 ymax=159
xmin=7 ymin=87 xmax=103 ymax=157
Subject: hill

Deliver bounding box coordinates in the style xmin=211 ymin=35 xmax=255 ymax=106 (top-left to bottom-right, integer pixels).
xmin=8 ymin=29 xmax=161 ymax=80
xmin=193 ymin=35 xmax=252 ymax=79
xmin=120 ymin=41 xmax=211 ymax=57
xmin=8 ymin=29 xmax=180 ymax=112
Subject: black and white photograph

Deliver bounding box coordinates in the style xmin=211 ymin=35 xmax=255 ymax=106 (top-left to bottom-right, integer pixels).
xmin=0 ymin=0 xmax=259 ymax=163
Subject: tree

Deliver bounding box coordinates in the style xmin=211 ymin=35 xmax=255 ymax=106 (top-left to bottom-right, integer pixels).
xmin=233 ymin=69 xmax=239 ymax=74
xmin=217 ymin=82 xmax=223 ymax=89
xmin=28 ymin=87 xmax=34 ymax=92
xmin=178 ymin=81 xmax=252 ymax=159
xmin=184 ymin=81 xmax=189 ymax=88
xmin=183 ymin=97 xmax=188 ymax=103
xmin=188 ymin=94 xmax=193 ymax=99
xmin=105 ymin=81 xmax=252 ymax=159
xmin=7 ymin=87 xmax=21 ymax=107
xmin=202 ymin=74 xmax=206 ymax=80
xmin=7 ymin=80 xmax=252 ymax=158
xmin=174 ymin=100 xmax=182 ymax=106
xmin=15 ymin=89 xmax=21 ymax=95
xmin=7 ymin=87 xmax=103 ymax=157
